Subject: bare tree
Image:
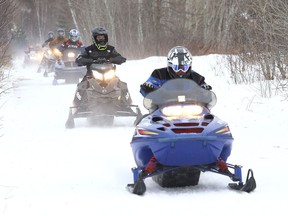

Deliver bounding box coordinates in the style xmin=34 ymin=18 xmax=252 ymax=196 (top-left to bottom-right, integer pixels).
xmin=1 ymin=0 xmax=20 ymax=79
xmin=7 ymin=0 xmax=288 ymax=98
xmin=1 ymin=0 xmax=21 ymax=135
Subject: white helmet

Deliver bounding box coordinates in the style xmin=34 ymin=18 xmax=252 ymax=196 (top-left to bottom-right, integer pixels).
xmin=167 ymin=46 xmax=193 ymax=78
xmin=69 ymin=29 xmax=80 ymax=42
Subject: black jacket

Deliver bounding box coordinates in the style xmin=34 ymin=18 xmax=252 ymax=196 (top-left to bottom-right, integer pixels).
xmin=150 ymin=67 xmax=206 ymax=83
xmin=76 ymin=44 xmax=126 ymax=74
xmin=140 ymin=67 xmax=209 ymax=96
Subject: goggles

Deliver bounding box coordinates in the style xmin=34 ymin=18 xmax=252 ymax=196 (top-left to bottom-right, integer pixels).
xmin=172 ymin=64 xmax=189 ymax=74
xmin=70 ymin=36 xmax=78 ymax=42
xmin=58 ymin=31 xmax=65 ymax=36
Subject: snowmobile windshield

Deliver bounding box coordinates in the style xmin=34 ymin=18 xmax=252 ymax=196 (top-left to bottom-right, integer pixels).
xmin=143 ymin=79 xmax=217 ymax=110
xmin=61 ymin=48 xmax=82 ymax=60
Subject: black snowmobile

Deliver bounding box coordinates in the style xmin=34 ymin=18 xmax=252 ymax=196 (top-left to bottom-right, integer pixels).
xmin=65 ymin=63 xmax=142 ymax=128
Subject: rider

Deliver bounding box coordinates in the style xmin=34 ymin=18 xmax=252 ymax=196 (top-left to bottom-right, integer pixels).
xmin=140 ymin=46 xmax=212 ymax=97
xmin=49 ymin=28 xmax=68 ymax=50
xmin=24 ymin=45 xmax=35 ymax=54
xmin=75 ymin=26 xmax=126 ymax=80
xmin=72 ymin=26 xmax=127 ymax=108
xmin=139 ymin=46 xmax=232 ymax=176
xmin=38 ymin=31 xmax=56 ymax=73
xmin=42 ymin=31 xmax=55 ymax=48
xmin=55 ymin=29 xmax=84 ymax=64
xmin=59 ymin=29 xmax=84 ymax=50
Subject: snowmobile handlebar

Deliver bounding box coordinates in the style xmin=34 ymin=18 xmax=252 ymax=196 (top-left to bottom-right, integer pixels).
xmin=92 ymin=58 xmax=110 ymax=64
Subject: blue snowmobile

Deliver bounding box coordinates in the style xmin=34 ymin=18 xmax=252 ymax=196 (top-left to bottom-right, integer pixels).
xmin=127 ymin=79 xmax=256 ymax=195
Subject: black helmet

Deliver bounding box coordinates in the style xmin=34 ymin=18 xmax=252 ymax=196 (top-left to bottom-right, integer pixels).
xmin=91 ymin=27 xmax=108 ymax=50
xmin=167 ymin=46 xmax=193 ymax=78
xmin=56 ymin=28 xmax=65 ymax=39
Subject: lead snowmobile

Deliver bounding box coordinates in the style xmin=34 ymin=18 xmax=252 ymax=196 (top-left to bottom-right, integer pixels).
xmin=127 ymin=79 xmax=256 ymax=195
xmin=65 ymin=63 xmax=142 ymax=128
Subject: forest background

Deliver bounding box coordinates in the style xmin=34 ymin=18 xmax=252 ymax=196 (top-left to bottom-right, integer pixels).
xmin=1 ymin=0 xmax=288 ymax=98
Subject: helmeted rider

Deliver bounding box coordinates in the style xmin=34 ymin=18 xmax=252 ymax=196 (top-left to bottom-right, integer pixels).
xmin=59 ymin=29 xmax=84 ymax=51
xmin=140 ymin=46 xmax=212 ymax=97
xmin=49 ymin=28 xmax=68 ymax=49
xmin=139 ymin=46 xmax=224 ymax=176
xmin=38 ymin=31 xmax=56 ymax=73
xmin=72 ymin=27 xmax=128 ymax=108
xmin=75 ymin=26 xmax=126 ymax=80
xmin=42 ymin=31 xmax=55 ymax=48
xmin=56 ymin=29 xmax=84 ymax=64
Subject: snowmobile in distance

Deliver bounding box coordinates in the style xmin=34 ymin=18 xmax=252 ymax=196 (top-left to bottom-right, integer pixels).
xmin=65 ymin=62 xmax=142 ymax=128
xmin=38 ymin=47 xmax=56 ymax=77
xmin=23 ymin=45 xmax=43 ymax=68
xmin=127 ymin=79 xmax=256 ymax=195
xmin=53 ymin=48 xmax=86 ymax=84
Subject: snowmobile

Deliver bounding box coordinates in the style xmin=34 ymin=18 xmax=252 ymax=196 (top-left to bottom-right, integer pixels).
xmin=23 ymin=47 xmax=43 ymax=68
xmin=37 ymin=47 xmax=56 ymax=77
xmin=65 ymin=63 xmax=142 ymax=128
xmin=53 ymin=48 xmax=86 ymax=84
xmin=127 ymin=79 xmax=256 ymax=195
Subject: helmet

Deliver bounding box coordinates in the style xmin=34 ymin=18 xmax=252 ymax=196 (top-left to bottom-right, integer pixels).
xmin=48 ymin=31 xmax=55 ymax=39
xmin=69 ymin=29 xmax=80 ymax=42
xmin=91 ymin=27 xmax=108 ymax=50
xmin=56 ymin=28 xmax=65 ymax=38
xmin=167 ymin=46 xmax=193 ymax=78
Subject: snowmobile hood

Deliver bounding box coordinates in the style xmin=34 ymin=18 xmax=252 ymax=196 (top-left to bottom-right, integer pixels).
xmin=90 ymin=63 xmax=116 ymax=74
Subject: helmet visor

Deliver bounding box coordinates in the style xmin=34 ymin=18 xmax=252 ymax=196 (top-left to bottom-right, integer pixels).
xmin=172 ymin=64 xmax=189 ymax=74
xmin=48 ymin=33 xmax=54 ymax=39
xmin=94 ymin=35 xmax=106 ymax=44
xmin=70 ymin=36 xmax=78 ymax=42
xmin=58 ymin=31 xmax=65 ymax=37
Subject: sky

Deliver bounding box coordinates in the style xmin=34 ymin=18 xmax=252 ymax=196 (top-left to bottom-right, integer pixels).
xmin=0 ymin=54 xmax=288 ymax=216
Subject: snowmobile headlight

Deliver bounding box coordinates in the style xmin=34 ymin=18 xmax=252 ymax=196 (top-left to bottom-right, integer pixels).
xmin=30 ymin=52 xmax=42 ymax=61
xmin=53 ymin=49 xmax=62 ymax=58
xmin=47 ymin=49 xmax=52 ymax=55
xmin=103 ymin=70 xmax=115 ymax=80
xmin=92 ymin=70 xmax=103 ymax=80
xmin=92 ymin=70 xmax=115 ymax=81
xmin=30 ymin=55 xmax=37 ymax=60
xmin=67 ymin=52 xmax=75 ymax=58
xmin=36 ymin=53 xmax=43 ymax=60
xmin=161 ymin=104 xmax=203 ymax=118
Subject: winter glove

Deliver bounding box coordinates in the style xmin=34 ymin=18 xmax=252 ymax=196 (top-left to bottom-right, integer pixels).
xmin=201 ymin=83 xmax=212 ymax=90
xmin=141 ymin=82 xmax=155 ymax=94
xmin=143 ymin=82 xmax=154 ymax=89
xmin=75 ymin=56 xmax=93 ymax=66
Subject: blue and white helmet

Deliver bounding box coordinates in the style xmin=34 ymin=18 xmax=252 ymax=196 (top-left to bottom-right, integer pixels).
xmin=69 ymin=29 xmax=80 ymax=42
xmin=167 ymin=46 xmax=193 ymax=78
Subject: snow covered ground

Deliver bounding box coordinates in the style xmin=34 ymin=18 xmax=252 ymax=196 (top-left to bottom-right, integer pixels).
xmin=0 ymin=55 xmax=288 ymax=216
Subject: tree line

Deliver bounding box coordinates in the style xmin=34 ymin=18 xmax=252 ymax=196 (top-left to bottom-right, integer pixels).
xmin=1 ymin=0 xmax=288 ymax=97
